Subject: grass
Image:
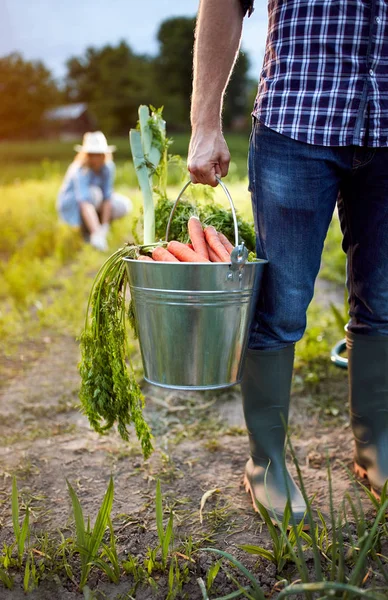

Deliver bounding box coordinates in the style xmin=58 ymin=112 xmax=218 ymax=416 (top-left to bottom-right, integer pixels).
xmin=0 ymin=142 xmax=368 ymax=598
xmin=0 ymin=132 xmax=251 ymax=184
xmin=2 ymin=467 xmax=387 ymax=598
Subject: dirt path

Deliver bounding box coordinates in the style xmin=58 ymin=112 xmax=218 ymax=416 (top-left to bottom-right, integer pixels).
xmin=0 ymin=281 xmax=383 ymax=599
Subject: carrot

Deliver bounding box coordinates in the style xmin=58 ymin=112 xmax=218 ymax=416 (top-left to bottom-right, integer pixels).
xmin=207 ymin=244 xmax=223 ymax=262
xmin=187 ymin=243 xmax=194 ymax=250
xmin=204 ymin=226 xmax=231 ymax=262
xmin=138 ymin=255 xmax=154 ymax=262
xmin=167 ymin=241 xmax=210 ymax=263
xmin=188 ymin=216 xmax=209 ymax=260
xmin=218 ymin=232 xmax=234 ymax=254
xmin=152 ymin=247 xmax=180 ymax=262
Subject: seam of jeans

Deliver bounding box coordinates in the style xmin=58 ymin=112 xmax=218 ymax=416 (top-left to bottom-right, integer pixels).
xmin=352 ymin=149 xmax=376 ymax=170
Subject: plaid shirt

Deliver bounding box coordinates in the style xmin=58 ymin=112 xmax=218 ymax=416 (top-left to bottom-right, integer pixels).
xmin=242 ymin=0 xmax=388 ymax=147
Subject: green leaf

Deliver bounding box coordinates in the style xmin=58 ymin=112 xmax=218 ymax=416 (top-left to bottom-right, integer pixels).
xmin=239 ymin=544 xmax=275 ymax=563
xmin=162 ymin=512 xmax=174 ymax=564
xmin=11 ymin=477 xmax=20 ymax=538
xmin=206 ymin=559 xmax=221 ymax=591
xmin=66 ymin=480 xmax=86 ymax=553
xmin=202 ymin=548 xmax=265 ymax=599
xmin=89 ymin=476 xmax=114 ymax=558
xmin=18 ymin=506 xmax=29 ymax=560
xmin=155 ymin=479 xmax=164 ymax=545
xmin=23 ymin=554 xmax=30 ymax=593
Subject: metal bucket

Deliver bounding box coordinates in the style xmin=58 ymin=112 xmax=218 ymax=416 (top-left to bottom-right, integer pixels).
xmin=124 ymin=178 xmax=268 ymax=390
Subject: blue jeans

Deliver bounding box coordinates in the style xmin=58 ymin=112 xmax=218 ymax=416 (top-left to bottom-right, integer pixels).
xmin=248 ymin=120 xmax=388 ymax=350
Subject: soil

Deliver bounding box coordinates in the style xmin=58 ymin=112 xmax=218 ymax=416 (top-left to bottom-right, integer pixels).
xmin=0 ymin=280 xmax=386 ymax=600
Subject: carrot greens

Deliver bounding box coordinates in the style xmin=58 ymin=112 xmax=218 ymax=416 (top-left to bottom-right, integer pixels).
xmin=78 ymin=104 xmax=256 ymax=457
xmin=79 ymin=245 xmax=153 ymax=458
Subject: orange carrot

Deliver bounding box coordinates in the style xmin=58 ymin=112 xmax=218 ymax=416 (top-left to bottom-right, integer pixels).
xmin=187 ymin=243 xmax=194 ymax=250
xmin=218 ymin=232 xmax=234 ymax=254
xmin=138 ymin=255 xmax=154 ymax=262
xmin=204 ymin=226 xmax=231 ymax=262
xmin=207 ymin=244 xmax=223 ymax=262
xmin=167 ymin=241 xmax=210 ymax=263
xmin=152 ymin=247 xmax=180 ymax=262
xmin=188 ymin=216 xmax=209 ymax=260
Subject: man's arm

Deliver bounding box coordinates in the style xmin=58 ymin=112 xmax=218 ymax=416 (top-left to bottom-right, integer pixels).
xmin=188 ymin=0 xmax=245 ymax=186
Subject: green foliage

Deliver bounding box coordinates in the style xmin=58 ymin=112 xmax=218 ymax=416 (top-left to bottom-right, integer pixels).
xmin=320 ymin=215 xmax=346 ymax=284
xmin=154 ymin=194 xmax=256 ymax=250
xmin=154 ymin=17 xmax=251 ymax=128
xmin=65 ymin=41 xmax=156 ymax=135
xmin=78 ymin=246 xmax=153 ymax=457
xmin=12 ymin=477 xmax=30 ymax=567
xmin=201 ymin=440 xmax=388 ymax=600
xmin=67 ymin=476 xmax=116 ymax=590
xmin=0 ymin=53 xmax=60 ymax=139
xmin=155 ymin=480 xmax=174 ymax=569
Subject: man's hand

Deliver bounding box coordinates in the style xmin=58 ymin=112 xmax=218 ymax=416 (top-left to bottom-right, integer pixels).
xmin=188 ymin=128 xmax=230 ymax=187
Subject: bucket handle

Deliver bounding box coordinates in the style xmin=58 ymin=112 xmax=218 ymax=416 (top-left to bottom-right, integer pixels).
xmin=165 ymin=176 xmax=239 ymax=248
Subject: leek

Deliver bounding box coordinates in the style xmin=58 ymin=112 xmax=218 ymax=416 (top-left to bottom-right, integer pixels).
xmin=129 ymin=105 xmax=167 ymax=244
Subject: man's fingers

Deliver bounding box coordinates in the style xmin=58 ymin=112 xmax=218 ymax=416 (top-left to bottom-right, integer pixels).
xmin=219 ymin=153 xmax=230 ymax=178
xmin=187 ymin=131 xmax=230 ymax=187
xmin=188 ymin=163 xmax=218 ymax=187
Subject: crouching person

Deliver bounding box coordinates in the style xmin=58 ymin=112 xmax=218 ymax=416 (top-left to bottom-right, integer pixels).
xmin=57 ymin=131 xmax=132 ymax=251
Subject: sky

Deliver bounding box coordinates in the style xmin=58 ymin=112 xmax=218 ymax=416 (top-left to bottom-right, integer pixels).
xmin=1 ymin=0 xmax=268 ymax=82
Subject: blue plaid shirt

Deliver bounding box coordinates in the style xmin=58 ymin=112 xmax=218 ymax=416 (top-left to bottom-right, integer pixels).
xmin=243 ymin=0 xmax=388 ymax=147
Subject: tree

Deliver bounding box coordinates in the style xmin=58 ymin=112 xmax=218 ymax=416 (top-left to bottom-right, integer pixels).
xmin=0 ymin=53 xmax=59 ymax=139
xmin=155 ymin=17 xmax=251 ymax=129
xmin=65 ymin=41 xmax=155 ymax=135
xmin=154 ymin=17 xmax=196 ymax=127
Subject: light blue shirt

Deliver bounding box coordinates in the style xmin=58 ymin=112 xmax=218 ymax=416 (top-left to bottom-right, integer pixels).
xmin=57 ymin=160 xmax=115 ymax=226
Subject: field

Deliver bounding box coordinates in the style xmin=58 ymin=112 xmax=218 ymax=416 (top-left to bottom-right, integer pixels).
xmin=0 ymin=137 xmax=387 ymax=599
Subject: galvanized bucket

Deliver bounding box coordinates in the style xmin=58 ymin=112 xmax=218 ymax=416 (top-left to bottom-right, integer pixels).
xmin=123 ymin=178 xmax=268 ymax=390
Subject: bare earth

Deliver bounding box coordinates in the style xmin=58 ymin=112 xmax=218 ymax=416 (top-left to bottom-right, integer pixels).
xmin=0 ymin=279 xmax=383 ymax=599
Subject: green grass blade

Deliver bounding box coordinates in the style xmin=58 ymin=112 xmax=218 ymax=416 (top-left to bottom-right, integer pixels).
xmin=254 ymin=497 xmax=280 ymax=555
xmin=239 ymin=544 xmax=275 ymax=563
xmin=18 ymin=506 xmax=30 ymax=560
xmin=285 ymin=431 xmax=322 ymax=583
xmin=336 ymin=506 xmax=346 ymax=584
xmin=0 ymin=567 xmax=14 ymax=590
xmin=66 ymin=479 xmax=86 ymax=551
xmin=155 ymin=479 xmax=164 ymax=546
xmin=197 ymin=577 xmax=210 ymax=600
xmin=89 ymin=476 xmax=114 ymax=558
xmin=92 ymin=557 xmax=119 ymax=584
xmin=277 ymin=581 xmax=386 ymax=599
xmin=11 ymin=476 xmax=20 ymax=538
xmin=212 ymin=589 xmax=255 ymax=600
xmin=222 ymin=572 xmax=257 ymax=600
xmin=202 ymin=548 xmax=265 ymax=599
xmin=206 ymin=559 xmax=221 ymax=591
xmin=326 ymin=453 xmax=338 ymax=581
xmin=349 ymin=498 xmax=388 ymax=587
xmin=162 ymin=512 xmax=174 ymax=564
xmin=23 ymin=554 xmax=30 ymax=594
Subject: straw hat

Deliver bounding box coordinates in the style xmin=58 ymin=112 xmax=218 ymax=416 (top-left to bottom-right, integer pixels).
xmin=74 ymin=131 xmax=116 ymax=153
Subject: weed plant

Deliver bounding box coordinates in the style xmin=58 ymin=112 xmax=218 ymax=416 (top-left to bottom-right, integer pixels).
xmin=199 ymin=438 xmax=388 ymax=600
xmin=1 ymin=466 xmax=387 ymax=597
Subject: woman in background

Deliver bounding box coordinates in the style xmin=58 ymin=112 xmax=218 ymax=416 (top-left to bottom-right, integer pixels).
xmin=57 ymin=131 xmax=132 ymax=251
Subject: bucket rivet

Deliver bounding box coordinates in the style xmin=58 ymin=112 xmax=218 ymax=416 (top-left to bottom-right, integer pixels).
xmin=239 ymin=273 xmax=243 ymax=280
xmin=227 ymin=272 xmax=234 ymax=280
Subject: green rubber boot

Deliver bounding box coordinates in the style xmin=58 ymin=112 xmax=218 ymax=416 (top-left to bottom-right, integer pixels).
xmin=347 ymin=331 xmax=388 ymax=498
xmin=241 ymin=346 xmax=306 ymax=524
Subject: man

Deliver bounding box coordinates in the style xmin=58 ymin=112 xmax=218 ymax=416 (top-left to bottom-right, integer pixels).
xmin=188 ymin=0 xmax=388 ymax=523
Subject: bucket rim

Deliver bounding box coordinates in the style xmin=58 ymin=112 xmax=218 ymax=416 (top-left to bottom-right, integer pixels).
xmin=122 ymin=257 xmax=269 ymax=265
